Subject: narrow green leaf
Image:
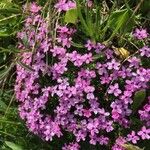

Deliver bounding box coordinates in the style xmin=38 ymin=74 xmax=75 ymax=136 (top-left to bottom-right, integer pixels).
xmin=108 ymin=9 xmax=128 ymax=28
xmin=0 ymin=8 xmax=21 ymax=14
xmin=71 ymin=42 xmax=84 ymax=48
xmin=0 ymin=66 xmax=12 ymax=80
xmin=0 ymin=47 xmax=22 ymax=53
xmin=0 ymin=14 xmax=21 ymax=24
xmin=108 ymin=9 xmax=130 ymax=40
xmin=17 ymin=61 xmax=35 ymax=72
xmin=65 ymin=8 xmax=78 ymax=24
xmin=76 ymin=1 xmax=91 ymax=37
xmin=0 ymin=26 xmax=18 ymax=37
xmin=5 ymin=141 xmax=23 ymax=150
xmin=22 ymin=34 xmax=29 ymax=47
xmin=0 ymin=29 xmax=10 ymax=36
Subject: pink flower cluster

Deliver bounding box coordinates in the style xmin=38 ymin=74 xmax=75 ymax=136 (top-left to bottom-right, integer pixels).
xmin=62 ymin=142 xmax=80 ymax=150
xmin=55 ymin=0 xmax=76 ymax=12
xmin=15 ymin=2 xmax=150 ymax=150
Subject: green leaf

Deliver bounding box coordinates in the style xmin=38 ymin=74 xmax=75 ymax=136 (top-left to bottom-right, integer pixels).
xmin=0 ymin=25 xmax=18 ymax=37
xmin=17 ymin=61 xmax=35 ymax=72
xmin=0 ymin=14 xmax=20 ymax=25
xmin=0 ymin=47 xmax=22 ymax=53
xmin=132 ymin=90 xmax=146 ymax=113
xmin=5 ymin=141 xmax=23 ymax=150
xmin=107 ymin=8 xmax=135 ymax=41
xmin=22 ymin=34 xmax=29 ymax=47
xmin=71 ymin=42 xmax=84 ymax=48
xmin=108 ymin=9 xmax=129 ymax=28
xmin=123 ymin=144 xmax=144 ymax=150
xmin=0 ymin=66 xmax=12 ymax=81
xmin=0 ymin=99 xmax=7 ymax=110
xmin=0 ymin=53 xmax=5 ymax=64
xmin=0 ymin=8 xmax=20 ymax=14
xmin=108 ymin=9 xmax=130 ymax=40
xmin=0 ymin=1 xmax=20 ymax=10
xmin=0 ymin=28 xmax=10 ymax=36
xmin=76 ymin=2 xmax=92 ymax=38
xmin=65 ymin=8 xmax=78 ymax=24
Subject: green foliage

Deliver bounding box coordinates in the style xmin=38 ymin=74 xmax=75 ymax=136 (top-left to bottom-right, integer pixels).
xmin=5 ymin=141 xmax=23 ymax=150
xmin=0 ymin=0 xmax=24 ymax=85
xmin=69 ymin=0 xmax=139 ymax=43
xmin=0 ymin=0 xmax=22 ymax=37
xmin=65 ymin=8 xmax=78 ymax=24
xmin=107 ymin=8 xmax=135 ymax=40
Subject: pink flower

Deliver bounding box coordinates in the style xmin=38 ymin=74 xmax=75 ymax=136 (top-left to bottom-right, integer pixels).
xmin=107 ymin=59 xmax=120 ymax=70
xmin=112 ymin=111 xmax=120 ymax=120
xmin=85 ymin=40 xmax=96 ymax=51
xmin=55 ymin=0 xmax=76 ymax=12
xmin=108 ymin=83 xmax=122 ymax=97
xmin=87 ymin=0 xmax=93 ymax=7
xmin=127 ymin=131 xmax=139 ymax=144
xmin=140 ymin=46 xmax=150 ymax=57
xmin=138 ymin=126 xmax=150 ymax=140
xmin=30 ymin=2 xmax=41 ymax=13
xmin=133 ymin=28 xmax=148 ymax=40
xmin=83 ymin=109 xmax=91 ymax=118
